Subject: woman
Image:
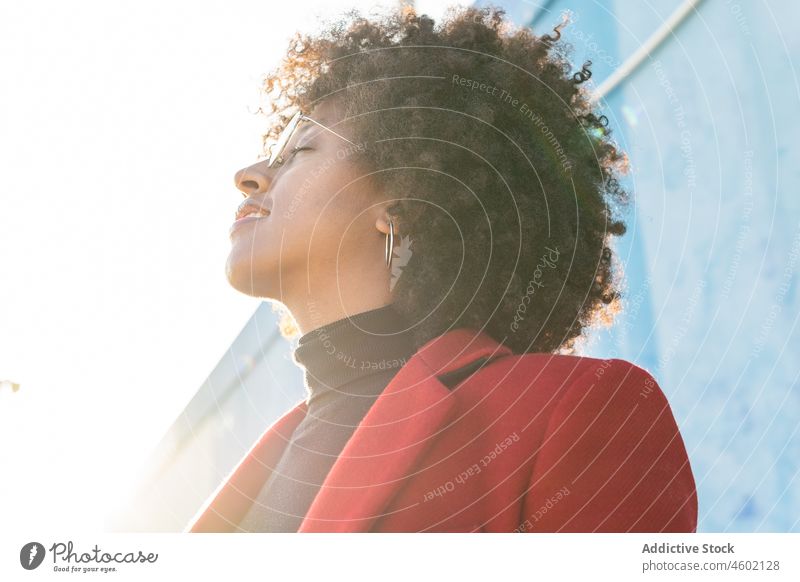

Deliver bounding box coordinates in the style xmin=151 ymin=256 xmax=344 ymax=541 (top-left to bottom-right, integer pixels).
xmin=187 ymin=6 xmax=697 ymax=533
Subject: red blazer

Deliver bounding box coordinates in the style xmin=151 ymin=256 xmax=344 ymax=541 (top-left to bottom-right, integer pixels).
xmin=186 ymin=327 xmax=697 ymax=533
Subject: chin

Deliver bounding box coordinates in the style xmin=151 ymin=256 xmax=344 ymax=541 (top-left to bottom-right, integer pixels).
xmin=225 ymin=251 xmax=276 ymax=298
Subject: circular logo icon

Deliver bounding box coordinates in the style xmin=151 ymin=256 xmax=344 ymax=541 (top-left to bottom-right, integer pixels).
xmin=20 ymin=542 xmax=46 ymax=570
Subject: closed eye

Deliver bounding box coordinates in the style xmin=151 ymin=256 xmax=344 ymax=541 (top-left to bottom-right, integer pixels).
xmin=290 ymin=146 xmax=313 ymax=157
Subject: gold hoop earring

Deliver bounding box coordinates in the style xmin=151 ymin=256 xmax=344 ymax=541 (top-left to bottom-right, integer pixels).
xmin=385 ymin=218 xmax=395 ymax=270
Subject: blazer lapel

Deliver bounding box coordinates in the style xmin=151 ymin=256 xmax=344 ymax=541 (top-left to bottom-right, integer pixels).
xmin=298 ymin=327 xmax=513 ymax=532
xmin=187 ymin=326 xmax=511 ymax=533
xmin=185 ymin=400 xmax=308 ymax=532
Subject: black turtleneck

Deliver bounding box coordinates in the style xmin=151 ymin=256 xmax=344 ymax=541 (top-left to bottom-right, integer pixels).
xmin=236 ymin=303 xmax=417 ymax=532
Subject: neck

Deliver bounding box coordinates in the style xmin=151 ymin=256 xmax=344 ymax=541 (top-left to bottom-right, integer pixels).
xmin=279 ymin=264 xmax=394 ymax=336
xmin=292 ymin=301 xmax=414 ymax=397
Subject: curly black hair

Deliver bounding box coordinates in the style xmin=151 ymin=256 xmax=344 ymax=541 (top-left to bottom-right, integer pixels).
xmin=259 ymin=5 xmax=630 ymax=355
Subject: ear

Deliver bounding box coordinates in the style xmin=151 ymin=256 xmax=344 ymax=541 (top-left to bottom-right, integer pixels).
xmin=375 ymin=211 xmax=400 ymax=236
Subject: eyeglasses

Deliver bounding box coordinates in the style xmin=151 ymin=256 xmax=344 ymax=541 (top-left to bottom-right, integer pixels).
xmin=265 ymin=110 xmax=357 ymax=168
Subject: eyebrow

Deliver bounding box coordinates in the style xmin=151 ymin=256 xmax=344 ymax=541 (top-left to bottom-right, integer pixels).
xmin=291 ymin=122 xmax=326 ymax=150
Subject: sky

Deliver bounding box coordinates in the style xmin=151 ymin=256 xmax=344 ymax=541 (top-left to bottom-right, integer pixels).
xmin=0 ymin=0 xmax=470 ymax=533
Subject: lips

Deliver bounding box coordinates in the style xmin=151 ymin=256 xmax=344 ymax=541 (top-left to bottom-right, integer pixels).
xmin=235 ymin=198 xmax=272 ymax=221
xmin=230 ymin=198 xmax=272 ymax=238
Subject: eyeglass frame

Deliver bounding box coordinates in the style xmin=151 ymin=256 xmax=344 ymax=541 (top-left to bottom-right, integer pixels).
xmin=265 ymin=110 xmax=358 ymax=168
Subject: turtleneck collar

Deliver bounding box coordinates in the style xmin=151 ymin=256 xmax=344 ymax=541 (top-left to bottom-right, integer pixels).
xmin=292 ymin=303 xmax=417 ymax=400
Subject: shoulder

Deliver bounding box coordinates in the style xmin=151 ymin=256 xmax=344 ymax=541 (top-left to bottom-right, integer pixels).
xmin=495 ymin=355 xmax=697 ymax=532
xmin=533 ymin=355 xmax=676 ymax=444
xmin=450 ymin=352 xmax=680 ymax=469
xmin=461 ymin=352 xmax=663 ymax=417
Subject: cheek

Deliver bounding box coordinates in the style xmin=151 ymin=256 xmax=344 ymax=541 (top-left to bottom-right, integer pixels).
xmin=271 ymin=163 xmax=331 ymax=222
xmin=277 ymin=158 xmax=367 ymax=224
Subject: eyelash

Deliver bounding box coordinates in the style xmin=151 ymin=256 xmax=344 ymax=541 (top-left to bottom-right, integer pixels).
xmin=290 ymin=146 xmax=313 ymax=157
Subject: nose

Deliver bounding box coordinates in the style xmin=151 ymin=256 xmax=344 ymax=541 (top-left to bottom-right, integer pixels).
xmin=233 ymin=160 xmax=272 ymax=197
